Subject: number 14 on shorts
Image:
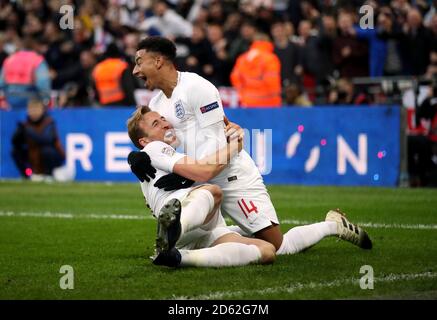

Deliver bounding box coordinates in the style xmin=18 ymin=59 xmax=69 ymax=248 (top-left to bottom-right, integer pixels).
xmin=237 ymin=199 xmax=258 ymax=218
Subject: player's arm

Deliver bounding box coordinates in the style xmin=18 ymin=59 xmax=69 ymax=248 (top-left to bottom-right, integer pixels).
xmin=189 ymin=78 xmax=229 ymax=156
xmin=173 ymin=137 xmax=242 ymax=182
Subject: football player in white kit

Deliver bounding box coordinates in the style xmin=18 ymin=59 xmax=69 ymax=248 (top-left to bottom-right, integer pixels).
xmin=127 ymin=106 xmax=276 ymax=267
xmin=129 ymin=36 xmax=372 ymax=254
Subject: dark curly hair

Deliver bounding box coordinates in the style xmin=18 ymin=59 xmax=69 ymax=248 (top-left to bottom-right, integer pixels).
xmin=137 ymin=36 xmax=177 ymax=62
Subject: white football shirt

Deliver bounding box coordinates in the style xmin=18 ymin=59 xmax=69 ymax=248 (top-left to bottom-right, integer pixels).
xmin=139 ymin=141 xmax=188 ymax=217
xmin=149 ymin=71 xmax=260 ymax=189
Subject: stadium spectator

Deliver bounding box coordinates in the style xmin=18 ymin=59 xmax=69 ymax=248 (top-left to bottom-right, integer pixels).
xmin=227 ymin=19 xmax=258 ymax=65
xmin=283 ymin=82 xmax=312 ymax=107
xmin=270 ymin=19 xmax=301 ymax=88
xmin=353 ymin=6 xmax=394 ymax=77
xmin=332 ymin=11 xmax=369 ymax=78
xmin=71 ymin=16 xmax=94 ymax=53
xmin=11 ymin=97 xmax=65 ymax=181
xmin=300 ymin=1 xmax=323 ymax=26
xmin=139 ymin=1 xmax=193 ymax=38
xmin=374 ymin=6 xmax=404 ymax=76
xmin=223 ymin=12 xmax=243 ymax=43
xmin=254 ymin=5 xmax=276 ymax=35
xmin=316 ymin=14 xmax=337 ymax=84
xmin=293 ymin=19 xmax=324 ymax=100
xmin=123 ymin=31 xmax=141 ymax=65
xmin=122 ymin=31 xmax=145 ymax=90
xmin=174 ymin=23 xmax=215 ymax=81
xmin=230 ymin=33 xmax=282 ymax=108
xmin=400 ymin=8 xmax=433 ymax=76
xmin=286 ymin=0 xmax=304 ymax=29
xmin=391 ymin=0 xmax=411 ymax=27
xmin=91 ymin=14 xmax=113 ymax=56
xmin=206 ymin=23 xmax=232 ymax=86
xmin=45 ymin=19 xmax=92 ymax=97
xmin=187 ymin=3 xmax=209 ymax=25
xmin=0 ymin=35 xmax=51 ymax=110
xmin=207 ymin=0 xmax=226 ymax=25
xmin=43 ymin=19 xmax=81 ymax=90
xmin=408 ymin=84 xmax=437 ymax=187
xmin=91 ymin=43 xmax=136 ymax=107
xmin=328 ymin=78 xmax=370 ymax=105
xmin=22 ymin=13 xmax=44 ymax=38
xmin=58 ymin=49 xmax=97 ymax=108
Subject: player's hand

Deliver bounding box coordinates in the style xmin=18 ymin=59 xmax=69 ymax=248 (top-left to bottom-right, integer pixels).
xmin=224 ymin=116 xmax=244 ymax=143
xmin=127 ymin=151 xmax=156 ymax=182
xmin=154 ymin=173 xmax=195 ymax=191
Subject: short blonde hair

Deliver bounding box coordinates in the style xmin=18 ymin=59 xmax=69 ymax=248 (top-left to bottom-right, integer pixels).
xmin=127 ymin=105 xmax=152 ymax=149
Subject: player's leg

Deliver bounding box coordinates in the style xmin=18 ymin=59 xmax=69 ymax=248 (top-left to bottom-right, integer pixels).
xmin=220 ymin=184 xmax=339 ymax=254
xmin=154 ymin=228 xmax=275 ymax=267
xmin=254 ymin=224 xmax=284 ymax=250
xmin=211 ymin=232 xmax=276 ymax=265
xmin=179 ymin=184 xmax=222 ymax=235
xmin=221 ymin=182 xmax=372 ymax=254
xmin=251 ymin=217 xmax=337 ymax=255
xmin=276 ymin=221 xmax=338 ymax=255
xmin=156 ymin=184 xmax=223 ymax=252
xmin=277 ymin=209 xmax=372 ymax=254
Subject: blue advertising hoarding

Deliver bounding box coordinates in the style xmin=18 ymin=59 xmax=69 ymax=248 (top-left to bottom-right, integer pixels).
xmin=0 ymin=106 xmax=400 ymax=186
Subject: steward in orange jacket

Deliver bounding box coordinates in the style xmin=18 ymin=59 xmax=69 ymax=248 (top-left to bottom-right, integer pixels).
xmin=92 ymin=43 xmax=136 ymax=106
xmin=230 ymin=36 xmax=282 ymax=108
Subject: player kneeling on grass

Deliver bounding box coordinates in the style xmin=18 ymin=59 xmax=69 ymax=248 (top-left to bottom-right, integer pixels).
xmin=127 ymin=106 xmax=276 ymax=267
xmin=129 ymin=36 xmax=372 ymax=255
xmin=129 ymin=105 xmax=373 ymax=255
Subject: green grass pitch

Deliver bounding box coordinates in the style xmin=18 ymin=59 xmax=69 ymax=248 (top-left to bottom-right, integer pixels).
xmin=0 ymin=181 xmax=436 ymax=300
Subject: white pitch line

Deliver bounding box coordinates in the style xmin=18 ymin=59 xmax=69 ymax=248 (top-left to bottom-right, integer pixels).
xmin=0 ymin=210 xmax=152 ymax=220
xmin=280 ymin=219 xmax=437 ymax=230
xmin=171 ymin=271 xmax=437 ymax=300
xmin=1 ymin=211 xmax=436 ymax=230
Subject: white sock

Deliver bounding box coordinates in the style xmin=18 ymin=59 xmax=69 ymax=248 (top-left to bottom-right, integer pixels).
xmin=277 ymin=221 xmax=337 ymax=255
xmin=180 ymin=189 xmax=215 ymax=235
xmin=179 ymin=243 xmax=261 ymax=267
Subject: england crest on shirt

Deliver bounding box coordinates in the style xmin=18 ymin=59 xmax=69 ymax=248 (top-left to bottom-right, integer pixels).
xmin=174 ymin=100 xmax=185 ymax=119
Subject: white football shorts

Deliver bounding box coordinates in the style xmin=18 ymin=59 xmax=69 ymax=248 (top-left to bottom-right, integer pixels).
xmin=220 ymin=178 xmax=280 ymax=235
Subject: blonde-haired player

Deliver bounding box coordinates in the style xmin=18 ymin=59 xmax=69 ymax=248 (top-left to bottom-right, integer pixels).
xmin=127 ymin=106 xmax=276 ymax=267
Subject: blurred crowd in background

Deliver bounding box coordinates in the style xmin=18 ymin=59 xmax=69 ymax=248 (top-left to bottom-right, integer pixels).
xmin=0 ymin=0 xmax=435 ymax=109
xmin=0 ymin=0 xmax=436 ymax=186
